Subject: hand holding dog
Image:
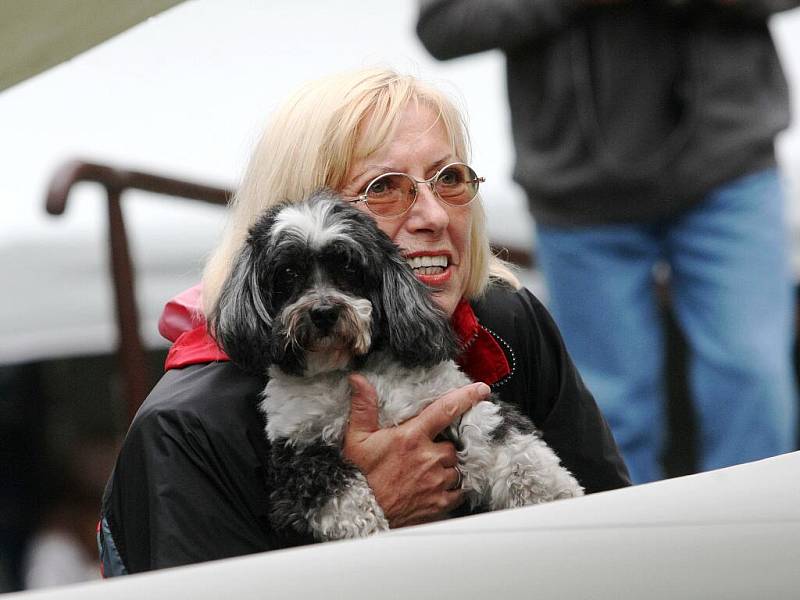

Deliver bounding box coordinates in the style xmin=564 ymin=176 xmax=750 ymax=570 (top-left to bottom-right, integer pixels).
xmin=344 ymin=374 xmax=490 ymax=527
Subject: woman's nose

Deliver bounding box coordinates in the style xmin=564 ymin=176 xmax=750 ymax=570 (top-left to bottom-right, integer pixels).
xmin=407 ymin=182 xmax=449 ymax=232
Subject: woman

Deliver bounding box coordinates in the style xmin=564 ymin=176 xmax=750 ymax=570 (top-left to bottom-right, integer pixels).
xmin=99 ymin=68 xmax=630 ymax=576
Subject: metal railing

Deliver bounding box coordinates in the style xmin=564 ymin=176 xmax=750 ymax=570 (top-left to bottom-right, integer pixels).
xmin=45 ymin=160 xmax=231 ymax=422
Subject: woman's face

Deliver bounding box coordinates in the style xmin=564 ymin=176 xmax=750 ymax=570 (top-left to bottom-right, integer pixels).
xmin=340 ymin=104 xmax=472 ymax=317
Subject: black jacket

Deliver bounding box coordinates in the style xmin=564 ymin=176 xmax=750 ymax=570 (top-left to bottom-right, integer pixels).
xmin=417 ymin=0 xmax=797 ymax=225
xmin=100 ymin=284 xmax=630 ymax=575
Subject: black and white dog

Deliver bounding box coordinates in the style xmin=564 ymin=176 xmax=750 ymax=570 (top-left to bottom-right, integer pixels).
xmin=211 ymin=190 xmax=582 ymax=541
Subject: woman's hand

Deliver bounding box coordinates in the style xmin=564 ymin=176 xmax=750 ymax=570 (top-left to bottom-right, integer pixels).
xmin=343 ymin=374 xmax=490 ymax=528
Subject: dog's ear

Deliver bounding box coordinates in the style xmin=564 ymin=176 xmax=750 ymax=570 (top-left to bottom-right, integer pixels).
xmin=209 ymin=240 xmax=274 ymax=375
xmin=379 ymin=252 xmax=459 ymax=367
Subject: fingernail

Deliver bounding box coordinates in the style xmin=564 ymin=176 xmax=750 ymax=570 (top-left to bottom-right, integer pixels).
xmin=474 ymin=382 xmax=490 ymax=398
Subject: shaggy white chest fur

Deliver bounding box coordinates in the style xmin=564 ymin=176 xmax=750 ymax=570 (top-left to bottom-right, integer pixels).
xmin=262 ymin=353 xmax=472 ymax=446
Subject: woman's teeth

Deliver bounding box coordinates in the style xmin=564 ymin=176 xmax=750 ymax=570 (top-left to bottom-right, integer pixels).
xmin=407 ymin=255 xmax=448 ymax=275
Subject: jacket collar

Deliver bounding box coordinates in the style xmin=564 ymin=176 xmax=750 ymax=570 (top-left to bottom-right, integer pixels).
xmin=161 ymin=286 xmax=510 ymax=385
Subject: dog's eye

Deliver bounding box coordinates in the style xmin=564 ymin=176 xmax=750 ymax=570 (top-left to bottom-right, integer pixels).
xmin=276 ymin=266 xmax=301 ymax=290
xmin=270 ymin=266 xmax=301 ymax=308
xmin=325 ymin=246 xmax=358 ymax=276
xmin=343 ymin=260 xmax=367 ymax=286
xmin=282 ymin=266 xmax=302 ymax=282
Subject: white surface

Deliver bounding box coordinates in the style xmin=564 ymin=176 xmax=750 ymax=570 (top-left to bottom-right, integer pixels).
xmin=8 ymin=451 xmax=800 ymax=600
xmin=22 ymin=532 xmax=100 ymax=590
xmin=2 ymin=1 xmax=800 ymax=363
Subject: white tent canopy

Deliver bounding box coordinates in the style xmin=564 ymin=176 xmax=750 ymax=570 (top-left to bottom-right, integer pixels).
xmin=0 ymin=0 xmax=183 ymax=92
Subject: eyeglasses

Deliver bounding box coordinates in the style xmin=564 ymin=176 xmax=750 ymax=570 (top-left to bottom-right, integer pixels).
xmin=348 ymin=162 xmax=485 ymax=218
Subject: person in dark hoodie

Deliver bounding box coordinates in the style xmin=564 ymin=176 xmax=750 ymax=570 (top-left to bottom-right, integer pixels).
xmin=98 ymin=68 xmax=630 ymax=575
xmin=417 ymin=0 xmax=800 ymax=483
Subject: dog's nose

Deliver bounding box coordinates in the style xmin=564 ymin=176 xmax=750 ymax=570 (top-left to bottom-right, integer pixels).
xmin=310 ymin=305 xmax=340 ymax=332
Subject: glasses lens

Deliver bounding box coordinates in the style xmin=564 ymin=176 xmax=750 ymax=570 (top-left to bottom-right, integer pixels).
xmin=435 ymin=163 xmax=480 ymax=205
xmin=365 ymin=173 xmax=416 ymax=217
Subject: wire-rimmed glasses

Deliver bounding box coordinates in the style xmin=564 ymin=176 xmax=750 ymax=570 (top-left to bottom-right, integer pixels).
xmin=348 ymin=162 xmax=484 ymax=218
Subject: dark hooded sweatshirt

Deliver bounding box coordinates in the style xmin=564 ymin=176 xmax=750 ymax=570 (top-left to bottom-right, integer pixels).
xmin=417 ymin=0 xmax=797 ymax=225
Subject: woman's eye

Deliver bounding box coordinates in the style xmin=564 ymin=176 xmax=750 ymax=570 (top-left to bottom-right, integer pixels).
xmin=438 ymin=169 xmax=460 ymax=186
xmin=368 ymin=180 xmax=389 ymax=196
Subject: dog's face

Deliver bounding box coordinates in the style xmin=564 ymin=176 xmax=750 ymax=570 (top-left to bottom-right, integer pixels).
xmin=211 ymin=190 xmax=459 ymax=376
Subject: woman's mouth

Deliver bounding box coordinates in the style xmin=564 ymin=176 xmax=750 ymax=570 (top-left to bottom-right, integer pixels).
xmin=407 ymin=254 xmax=448 ymax=275
xmin=406 ymin=254 xmax=452 ymax=286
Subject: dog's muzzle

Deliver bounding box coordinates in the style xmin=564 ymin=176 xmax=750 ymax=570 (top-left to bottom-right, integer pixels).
xmin=280 ymin=293 xmax=373 ymax=357
xmin=309 ymin=304 xmax=341 ymax=335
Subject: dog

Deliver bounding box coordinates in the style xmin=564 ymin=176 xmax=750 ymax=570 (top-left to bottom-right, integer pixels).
xmin=210 ymin=189 xmax=583 ymax=541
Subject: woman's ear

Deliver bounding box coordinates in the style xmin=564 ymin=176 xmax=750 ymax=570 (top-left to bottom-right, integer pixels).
xmin=209 ymin=241 xmax=274 ymax=375
xmin=379 ymin=252 xmax=459 ymax=367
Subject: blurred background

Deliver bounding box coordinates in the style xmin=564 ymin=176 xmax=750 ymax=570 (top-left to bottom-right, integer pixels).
xmin=2 ymin=0 xmax=800 ymax=592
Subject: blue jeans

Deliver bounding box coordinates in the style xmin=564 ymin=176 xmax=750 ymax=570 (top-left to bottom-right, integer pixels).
xmin=536 ymin=169 xmax=798 ymax=483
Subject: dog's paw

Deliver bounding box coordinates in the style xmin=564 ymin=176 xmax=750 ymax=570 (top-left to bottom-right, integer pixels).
xmin=496 ymin=463 xmax=584 ymax=508
xmin=484 ymin=432 xmax=585 ymax=509
xmin=310 ymin=473 xmax=390 ymax=541
xmin=315 ymin=510 xmax=390 ymax=541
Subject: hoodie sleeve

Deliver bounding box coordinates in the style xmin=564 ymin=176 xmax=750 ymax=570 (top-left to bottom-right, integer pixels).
xmin=416 ymin=0 xmax=584 ymax=60
xmin=100 ymin=363 xmax=304 ymax=573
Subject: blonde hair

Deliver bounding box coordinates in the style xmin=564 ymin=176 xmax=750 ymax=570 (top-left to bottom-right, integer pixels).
xmin=202 ymin=68 xmax=518 ymax=316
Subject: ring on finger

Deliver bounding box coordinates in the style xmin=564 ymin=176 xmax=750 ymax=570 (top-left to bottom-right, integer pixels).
xmin=452 ymin=466 xmax=463 ymax=490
